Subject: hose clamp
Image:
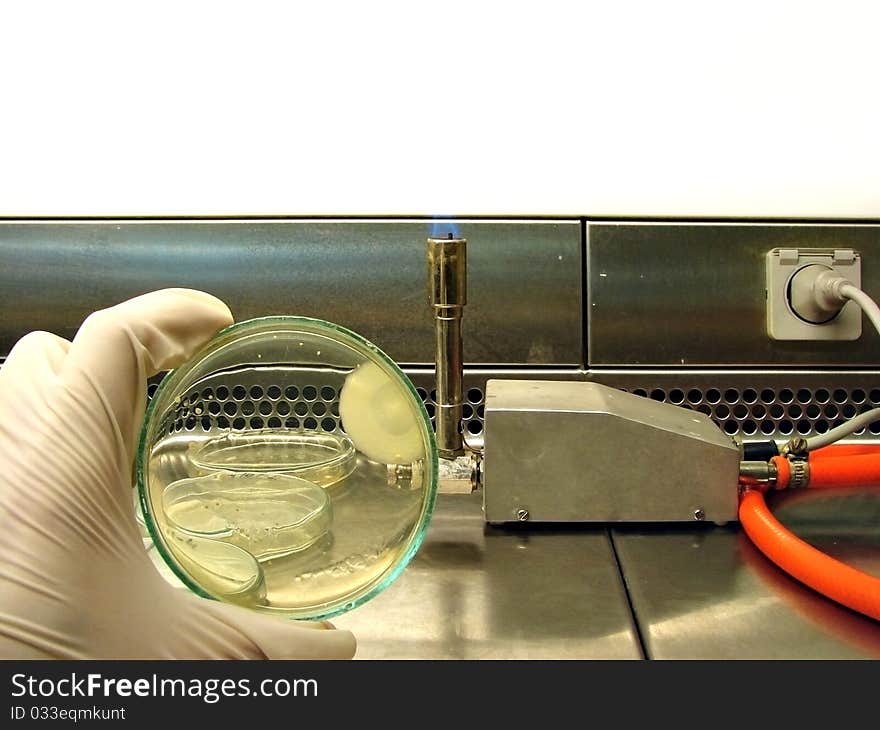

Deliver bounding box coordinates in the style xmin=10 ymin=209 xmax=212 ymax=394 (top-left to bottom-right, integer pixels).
xmin=787 ymin=459 xmax=810 ymax=489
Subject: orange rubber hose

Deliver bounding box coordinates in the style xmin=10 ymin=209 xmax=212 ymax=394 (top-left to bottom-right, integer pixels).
xmin=808 ymin=453 xmax=880 ymax=488
xmin=810 ymin=443 xmax=880 ymax=460
xmin=739 ymin=490 xmax=880 ymax=621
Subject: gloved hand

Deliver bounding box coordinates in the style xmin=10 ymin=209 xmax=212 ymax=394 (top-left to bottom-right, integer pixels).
xmin=0 ymin=289 xmax=356 ymax=659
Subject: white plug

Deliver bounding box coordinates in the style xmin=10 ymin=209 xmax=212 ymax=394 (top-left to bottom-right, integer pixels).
xmin=766 ymin=248 xmax=862 ymax=341
xmin=787 ymin=264 xmax=852 ymax=324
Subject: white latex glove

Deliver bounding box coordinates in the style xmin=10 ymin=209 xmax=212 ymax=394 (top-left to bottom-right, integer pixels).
xmin=0 ymin=289 xmax=356 ymax=659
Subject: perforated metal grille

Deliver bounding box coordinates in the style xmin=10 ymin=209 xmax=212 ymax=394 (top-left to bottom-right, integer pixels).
xmin=588 ymin=373 xmax=880 ymax=441
xmin=154 ymin=378 xmax=342 ymax=438
xmin=147 ymin=372 xmax=880 ymax=442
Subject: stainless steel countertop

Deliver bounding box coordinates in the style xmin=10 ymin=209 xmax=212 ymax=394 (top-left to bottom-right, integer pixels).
xmin=613 ymin=488 xmax=880 ymax=659
xmin=335 ymin=493 xmax=643 ymax=659
xmin=337 ymin=489 xmax=880 ymax=659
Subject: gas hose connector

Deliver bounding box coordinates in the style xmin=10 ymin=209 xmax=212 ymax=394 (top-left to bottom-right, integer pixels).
xmin=738 ymin=461 xmax=778 ymax=493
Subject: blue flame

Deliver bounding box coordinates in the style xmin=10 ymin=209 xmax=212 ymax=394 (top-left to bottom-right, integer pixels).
xmin=429 ymin=216 xmax=460 ymax=239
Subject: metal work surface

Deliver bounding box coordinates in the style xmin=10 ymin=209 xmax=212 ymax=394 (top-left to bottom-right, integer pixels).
xmin=612 ymin=487 xmax=880 ymax=659
xmin=0 ymin=219 xmax=581 ymax=365
xmin=334 ymin=493 xmax=642 ymax=659
xmin=587 ymin=222 xmax=880 ymax=366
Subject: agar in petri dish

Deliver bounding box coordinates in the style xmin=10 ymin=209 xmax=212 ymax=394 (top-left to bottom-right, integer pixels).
xmin=137 ymin=316 xmax=437 ymax=620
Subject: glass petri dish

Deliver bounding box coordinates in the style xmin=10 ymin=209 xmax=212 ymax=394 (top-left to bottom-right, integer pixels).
xmin=137 ymin=316 xmax=438 ymax=620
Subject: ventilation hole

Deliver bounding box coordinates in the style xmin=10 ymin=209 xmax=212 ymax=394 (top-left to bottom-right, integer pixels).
xmin=416 ymin=387 xmax=428 ymax=401
xmin=778 ymin=420 xmax=794 ymax=435
xmin=805 ymin=404 xmax=820 ymax=419
xmin=871 ymin=389 xmax=880 ymax=404
xmin=788 ymin=404 xmax=803 ymax=419
xmin=633 ymin=388 xmax=648 ymax=398
xmin=842 ymin=404 xmax=857 ymax=418
xmin=285 ymin=385 xmax=299 ymax=400
xmin=815 ymin=388 xmax=831 ymax=404
xmin=430 ymin=389 xmax=437 ymax=402
xmin=294 ymin=402 xmax=309 ymax=417
xmin=870 ymin=421 xmax=880 ymax=435
xmin=232 ymin=417 xmax=246 ymax=430
xmin=733 ymin=404 xmax=748 ymax=419
xmin=737 ymin=388 xmax=755 ymax=405
xmin=331 ymin=402 xmax=340 ymax=417
xmin=216 ymin=385 xmax=229 ymax=401
xmin=249 ymin=385 xmax=264 ymax=400
xmin=304 ymin=417 xmax=318 ymax=430
xmin=833 ymin=419 xmax=845 ymax=429
xmin=477 ymin=405 xmax=485 ymax=419
xmin=321 ymin=386 xmax=336 ymax=401
xmin=208 ymin=401 xmax=221 ymax=416
xmin=752 ymin=404 xmax=767 ymax=419
xmin=250 ymin=417 xmax=264 ymax=429
xmin=778 ymin=389 xmax=794 ymax=404
xmin=185 ymin=417 xmax=196 ymax=431
xmin=174 ymin=419 xmax=183 ymax=432
xmin=321 ymin=418 xmax=336 ymax=432
xmin=192 ymin=404 xmax=205 ymax=416
xmin=650 ymin=388 xmax=666 ymax=402
xmin=217 ymin=416 xmax=230 ymax=429
xmin=824 ymin=404 xmax=839 ymax=419
xmin=303 ymin=386 xmax=317 ymax=401
xmin=760 ymin=388 xmax=775 ymax=404
xmin=267 ymin=385 xmax=282 ymax=400
xmin=724 ymin=388 xmax=739 ymax=404
xmin=668 ymin=388 xmax=685 ymax=405
xmin=312 ymin=402 xmax=327 ymax=417
xmin=467 ymin=420 xmax=483 ymax=435
xmin=760 ymin=420 xmax=775 ymax=435
xmin=833 ymin=388 xmax=848 ymax=404
xmin=815 ymin=420 xmax=829 ymax=433
xmin=467 ymin=388 xmax=483 ymax=404
xmin=258 ymin=401 xmax=272 ymax=416
xmin=147 ymin=383 xmax=158 ymax=397
xmin=276 ymin=401 xmax=291 ymax=416
xmin=200 ymin=417 xmax=211 ymax=431
xmin=268 ymin=416 xmax=282 ymax=429
xmin=723 ymin=420 xmax=738 ymax=435
xmin=696 ymin=404 xmax=712 ymax=416
xmin=425 ymin=403 xmax=436 ymax=418
xmin=687 ymin=389 xmax=702 ymax=404
xmin=742 ymin=420 xmax=757 ymax=435
xmin=706 ymin=389 xmax=721 ymax=404
xmin=462 ymin=404 xmax=474 ymax=419
xmin=201 ymin=387 xmax=213 ymax=401
xmin=223 ymin=402 xmax=237 ymax=416
xmin=715 ymin=404 xmax=730 ymax=419
xmin=241 ymin=402 xmax=256 ymax=416
xmin=189 ymin=391 xmax=200 ymax=404
xmin=794 ymin=388 xmax=810 ymax=404
xmin=852 ymin=388 xmax=867 ymax=404
xmin=285 ymin=418 xmax=300 ymax=429
xmin=797 ymin=419 xmax=811 ymax=435
xmin=855 ymin=427 xmax=866 ymax=435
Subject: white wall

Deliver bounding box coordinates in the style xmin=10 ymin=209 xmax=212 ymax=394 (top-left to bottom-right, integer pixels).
xmin=1 ymin=1 xmax=878 ymax=217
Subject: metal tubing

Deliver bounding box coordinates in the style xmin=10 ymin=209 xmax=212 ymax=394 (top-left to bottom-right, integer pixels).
xmin=428 ymin=235 xmax=467 ymax=457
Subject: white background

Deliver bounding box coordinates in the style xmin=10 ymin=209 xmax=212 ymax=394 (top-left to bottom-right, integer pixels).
xmin=1 ymin=1 xmax=878 ymax=217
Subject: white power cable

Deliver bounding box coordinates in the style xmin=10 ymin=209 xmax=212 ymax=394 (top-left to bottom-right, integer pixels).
xmin=802 ymin=277 xmax=880 ymax=451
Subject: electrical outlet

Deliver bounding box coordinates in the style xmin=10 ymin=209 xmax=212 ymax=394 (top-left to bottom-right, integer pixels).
xmin=766 ymin=248 xmax=862 ymax=341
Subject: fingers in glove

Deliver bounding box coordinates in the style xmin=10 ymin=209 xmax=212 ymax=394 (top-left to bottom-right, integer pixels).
xmin=62 ymin=289 xmax=233 ymax=462
xmin=193 ymin=597 xmax=357 ymax=660
xmin=1 ymin=331 xmax=71 ymax=385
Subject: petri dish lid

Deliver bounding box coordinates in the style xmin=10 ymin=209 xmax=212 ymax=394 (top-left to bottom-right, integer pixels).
xmin=137 ymin=316 xmax=437 ymax=620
